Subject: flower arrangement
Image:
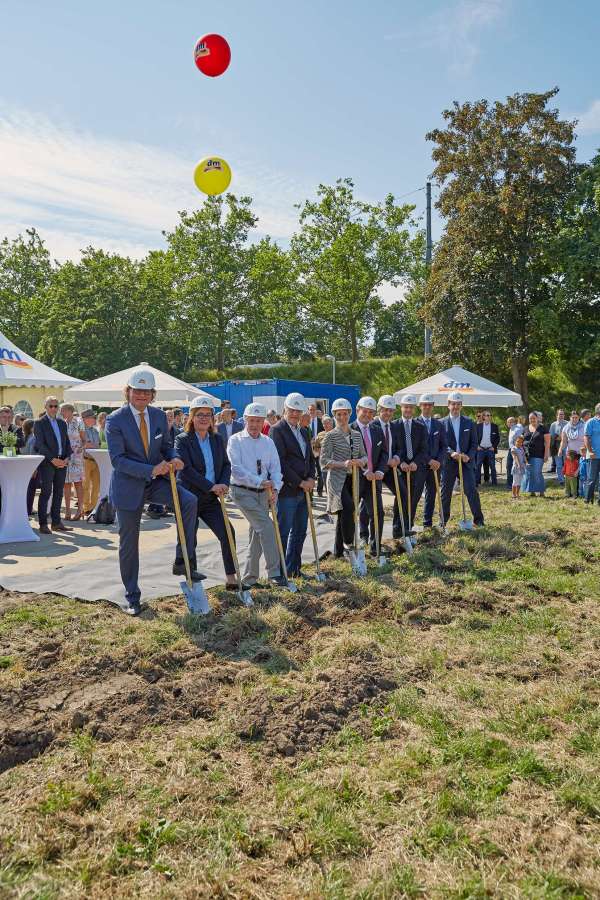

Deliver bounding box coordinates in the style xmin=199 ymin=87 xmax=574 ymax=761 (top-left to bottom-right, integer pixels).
xmin=2 ymin=431 xmax=18 ymax=456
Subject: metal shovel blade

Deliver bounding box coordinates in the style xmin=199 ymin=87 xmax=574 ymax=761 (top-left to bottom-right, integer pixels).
xmin=458 ymin=518 xmax=474 ymax=531
xmin=377 ymin=555 xmax=388 ymax=568
xmin=348 ymin=548 xmax=365 ymax=576
xmin=238 ymin=589 xmax=254 ymax=607
xmin=403 ymin=536 xmax=414 ymax=555
xmin=283 ymin=579 xmax=298 ymax=593
xmin=181 ymin=580 xmax=211 ymax=615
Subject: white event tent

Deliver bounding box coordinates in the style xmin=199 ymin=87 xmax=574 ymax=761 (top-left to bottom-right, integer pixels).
xmin=394 ymin=365 xmax=522 ymax=408
xmin=63 ymin=362 xmax=221 ymax=409
xmin=0 ymin=331 xmax=82 ymax=414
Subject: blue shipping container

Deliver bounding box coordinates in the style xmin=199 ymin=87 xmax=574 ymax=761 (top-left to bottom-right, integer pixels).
xmin=192 ymin=378 xmax=361 ymax=416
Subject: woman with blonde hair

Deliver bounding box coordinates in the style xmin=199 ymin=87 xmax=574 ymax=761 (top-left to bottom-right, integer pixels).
xmin=60 ymin=402 xmax=85 ymax=519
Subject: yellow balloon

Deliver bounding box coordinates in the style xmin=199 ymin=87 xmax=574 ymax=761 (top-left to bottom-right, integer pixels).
xmin=193 ymin=156 xmax=232 ymax=196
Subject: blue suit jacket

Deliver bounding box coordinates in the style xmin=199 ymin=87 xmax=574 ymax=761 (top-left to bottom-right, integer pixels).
xmin=33 ymin=416 xmax=72 ymax=464
xmin=441 ymin=414 xmax=478 ymax=466
xmin=217 ymin=421 xmax=243 ymax=445
xmin=416 ymin=416 xmax=448 ymax=465
xmin=106 ymin=405 xmax=175 ymax=510
xmin=174 ymin=430 xmax=230 ymax=495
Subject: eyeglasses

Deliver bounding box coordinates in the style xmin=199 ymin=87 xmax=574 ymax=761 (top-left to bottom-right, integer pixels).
xmin=131 ymin=389 xmax=152 ymax=395
xmin=47 ymin=404 xmax=58 ymax=408
xmin=194 ymin=412 xmax=212 ymax=419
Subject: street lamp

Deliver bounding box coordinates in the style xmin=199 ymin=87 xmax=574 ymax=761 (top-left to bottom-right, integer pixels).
xmin=326 ymin=354 xmax=336 ymax=384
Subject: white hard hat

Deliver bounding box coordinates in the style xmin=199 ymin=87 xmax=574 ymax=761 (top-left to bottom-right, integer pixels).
xmin=357 ymin=396 xmax=377 ymax=411
xmin=128 ymin=367 xmax=155 ymax=390
xmin=331 ymin=397 xmax=352 ymax=412
xmin=447 ymin=391 xmax=463 ymax=403
xmin=378 ymin=394 xmax=397 ymax=410
xmin=244 ymin=402 xmax=267 ymax=418
xmin=189 ymin=396 xmax=214 ymax=411
xmin=400 ymin=393 xmax=417 ymax=405
xmin=419 ymin=393 xmax=435 ymax=405
xmin=284 ymin=392 xmax=306 ymax=412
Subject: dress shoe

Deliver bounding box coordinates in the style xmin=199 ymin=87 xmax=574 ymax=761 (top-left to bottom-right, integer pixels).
xmin=51 ymin=523 xmax=73 ymax=532
xmin=269 ymin=575 xmax=289 ymax=587
xmin=172 ymin=562 xmax=206 ymax=581
xmin=39 ymin=524 xmax=51 ymax=535
xmin=125 ymin=600 xmax=142 ymax=616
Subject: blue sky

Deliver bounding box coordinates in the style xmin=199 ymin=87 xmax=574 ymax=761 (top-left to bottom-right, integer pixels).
xmin=1 ymin=0 xmax=599 ymax=276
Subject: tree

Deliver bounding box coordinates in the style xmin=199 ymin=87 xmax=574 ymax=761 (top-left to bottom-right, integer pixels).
xmin=369 ymin=298 xmax=422 ymax=357
xmin=0 ymin=228 xmax=52 ymax=352
xmin=37 ymin=248 xmax=173 ymax=379
xmin=422 ymin=89 xmax=578 ymax=406
xmin=165 ymin=195 xmax=256 ymax=371
xmin=291 ymin=179 xmax=423 ymax=363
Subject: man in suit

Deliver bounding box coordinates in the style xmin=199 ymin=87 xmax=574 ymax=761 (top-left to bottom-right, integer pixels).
xmin=374 ymin=395 xmax=403 ymax=538
xmin=270 ymin=393 xmax=316 ymax=577
xmin=217 ymin=407 xmax=243 ymax=446
xmin=351 ymin=396 xmax=387 ymax=557
xmin=440 ymin=391 xmax=484 ymax=526
xmin=33 ymin=396 xmax=73 ymax=534
xmin=0 ymin=406 xmax=24 ymax=453
xmin=105 ymin=368 xmax=202 ymax=616
xmin=476 ymin=410 xmax=500 ymax=485
xmin=415 ymin=393 xmax=448 ymax=527
xmin=308 ymin=402 xmax=325 ymax=496
xmin=394 ymin=394 xmax=429 ymax=533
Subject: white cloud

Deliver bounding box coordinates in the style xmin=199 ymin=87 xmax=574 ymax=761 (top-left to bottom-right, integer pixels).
xmin=576 ymin=99 xmax=600 ymax=135
xmin=0 ymin=105 xmax=308 ymax=261
xmin=386 ymin=0 xmax=508 ymax=76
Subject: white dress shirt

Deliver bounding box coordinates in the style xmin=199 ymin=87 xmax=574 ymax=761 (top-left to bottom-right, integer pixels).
xmin=129 ymin=403 xmax=150 ymax=438
xmin=227 ymin=428 xmax=283 ymax=490
xmin=480 ymin=422 xmax=493 ymax=448
xmin=449 ymin=414 xmax=461 ymax=448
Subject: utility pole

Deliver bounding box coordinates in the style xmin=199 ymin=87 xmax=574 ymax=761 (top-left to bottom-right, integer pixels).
xmin=424 ymin=181 xmax=433 ymax=357
xmin=326 ymin=354 xmax=336 ymax=383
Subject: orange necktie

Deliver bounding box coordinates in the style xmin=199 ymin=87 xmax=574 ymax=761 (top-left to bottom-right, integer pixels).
xmin=139 ymin=412 xmax=149 ymax=456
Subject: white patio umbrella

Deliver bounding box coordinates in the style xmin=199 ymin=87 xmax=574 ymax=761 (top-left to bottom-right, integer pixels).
xmin=63 ymin=362 xmax=221 ymax=408
xmin=394 ymin=365 xmax=522 ymax=407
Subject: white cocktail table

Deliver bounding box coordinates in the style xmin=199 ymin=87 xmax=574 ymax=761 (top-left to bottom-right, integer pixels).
xmin=0 ymin=455 xmax=44 ymax=543
xmin=86 ymin=449 xmax=113 ymax=507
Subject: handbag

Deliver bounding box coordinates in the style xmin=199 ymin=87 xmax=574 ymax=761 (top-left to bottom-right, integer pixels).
xmin=94 ymin=496 xmax=115 ymax=525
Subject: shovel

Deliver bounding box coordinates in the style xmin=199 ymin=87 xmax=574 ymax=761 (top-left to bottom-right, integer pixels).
xmin=219 ymin=494 xmax=253 ymax=606
xmin=305 ymin=489 xmax=326 ymax=582
xmin=433 ymin=468 xmax=449 ymax=536
xmin=371 ymin=477 xmax=387 ymax=567
xmin=268 ymin=486 xmax=298 ymax=592
xmin=457 ymin=456 xmax=474 ymax=531
xmin=406 ymin=468 xmax=417 ymax=546
xmin=349 ymin=465 xmax=367 ymax=576
xmin=169 ymin=468 xmax=210 ymax=615
xmin=392 ymin=466 xmax=413 ymax=555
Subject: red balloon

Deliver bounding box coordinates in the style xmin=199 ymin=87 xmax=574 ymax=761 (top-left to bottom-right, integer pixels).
xmin=194 ymin=33 xmax=231 ymax=77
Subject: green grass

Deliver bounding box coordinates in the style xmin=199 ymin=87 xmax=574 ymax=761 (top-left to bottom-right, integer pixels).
xmin=0 ymin=483 xmax=599 ymax=897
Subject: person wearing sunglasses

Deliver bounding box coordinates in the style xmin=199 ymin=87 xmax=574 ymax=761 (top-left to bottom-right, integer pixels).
xmin=33 ymin=396 xmax=73 ymax=534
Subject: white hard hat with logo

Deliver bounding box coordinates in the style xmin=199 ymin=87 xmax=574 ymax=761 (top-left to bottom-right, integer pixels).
xmin=189 ymin=396 xmax=214 ymax=411
xmin=400 ymin=393 xmax=417 ymax=405
xmin=128 ymin=367 xmax=155 ymax=390
xmin=357 ymin=396 xmax=377 ymax=411
xmin=378 ymin=394 xmax=397 ymax=410
xmin=284 ymin=392 xmax=307 ymax=412
xmin=447 ymin=391 xmax=463 ymax=403
xmin=419 ymin=393 xmax=435 ymax=405
xmin=244 ymin=402 xmax=267 ymax=418
xmin=331 ymin=397 xmax=352 ymax=412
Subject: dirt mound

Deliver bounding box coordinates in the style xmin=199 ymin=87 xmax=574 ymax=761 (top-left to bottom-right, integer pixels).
xmin=235 ymin=663 xmax=397 ymax=756
xmin=0 ymin=651 xmax=222 ymax=774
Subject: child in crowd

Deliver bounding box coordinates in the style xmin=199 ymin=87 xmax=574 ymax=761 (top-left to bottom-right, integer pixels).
xmin=510 ymin=434 xmax=526 ymax=499
xmin=563 ymin=449 xmax=580 ymax=498
xmin=578 ymin=446 xmax=589 ymax=498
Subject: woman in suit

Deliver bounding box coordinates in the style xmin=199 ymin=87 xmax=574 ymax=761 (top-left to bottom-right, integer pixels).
xmin=175 ymin=397 xmax=238 ymax=588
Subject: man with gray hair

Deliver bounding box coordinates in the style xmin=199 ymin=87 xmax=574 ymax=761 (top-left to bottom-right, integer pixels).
xmin=227 ymin=402 xmax=287 ymax=588
xmin=33 ymin=396 xmax=73 ymax=534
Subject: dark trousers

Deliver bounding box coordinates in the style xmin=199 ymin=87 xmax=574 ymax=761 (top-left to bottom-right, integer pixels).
xmin=117 ymin=478 xmax=197 ymax=603
xmin=382 ymin=470 xmax=404 ymax=536
xmin=38 ymin=461 xmax=67 ymax=526
xmin=414 ymin=467 xmax=441 ymax=526
xmin=192 ymin=493 xmax=236 ymax=576
xmin=441 ymin=459 xmax=484 ymax=526
xmin=27 ymin=473 xmax=39 ymax=516
xmin=334 ymin=476 xmax=355 ymax=557
xmin=476 ymin=449 xmax=497 ymax=485
xmin=358 ymin=477 xmax=384 ymax=553
xmin=506 ymin=450 xmax=513 ymax=488
xmin=315 ymin=457 xmax=323 ymax=495
xmin=586 ymin=458 xmax=600 ymax=503
xmin=277 ymin=492 xmax=309 ymax=576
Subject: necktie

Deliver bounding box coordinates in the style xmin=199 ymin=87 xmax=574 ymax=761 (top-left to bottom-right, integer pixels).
xmin=404 ymin=419 xmax=413 ymax=459
xmin=383 ymin=423 xmax=390 ymax=453
xmin=362 ymin=425 xmax=373 ymax=469
xmin=139 ymin=411 xmax=149 ymax=456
